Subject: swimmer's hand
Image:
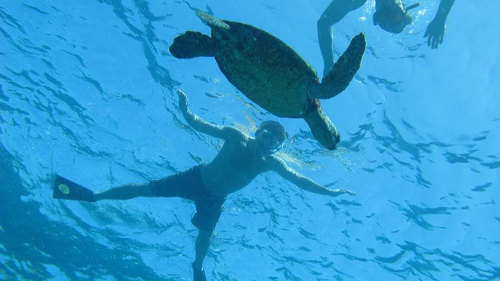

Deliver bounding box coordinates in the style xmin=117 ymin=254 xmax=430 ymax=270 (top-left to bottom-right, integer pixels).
xmin=177 ymin=89 xmax=189 ymax=112
xmin=331 ymin=188 xmax=356 ymax=197
xmin=424 ymin=18 xmax=446 ymax=49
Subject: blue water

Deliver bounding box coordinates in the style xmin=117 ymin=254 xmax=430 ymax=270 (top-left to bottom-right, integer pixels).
xmin=1 ymin=0 xmax=499 ymax=280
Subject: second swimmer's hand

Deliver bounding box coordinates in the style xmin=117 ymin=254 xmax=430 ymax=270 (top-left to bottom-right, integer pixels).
xmin=424 ymin=18 xmax=446 ymax=49
xmin=177 ymin=89 xmax=189 ymax=112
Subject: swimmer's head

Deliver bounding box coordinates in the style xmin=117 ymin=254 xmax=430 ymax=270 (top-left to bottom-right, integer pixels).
xmin=255 ymin=121 xmax=288 ymax=154
xmin=373 ymin=1 xmax=419 ymax=34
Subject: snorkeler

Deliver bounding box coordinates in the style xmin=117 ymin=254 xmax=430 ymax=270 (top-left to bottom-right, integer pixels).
xmin=52 ymin=89 xmax=355 ymax=281
xmin=317 ymin=0 xmax=456 ymax=76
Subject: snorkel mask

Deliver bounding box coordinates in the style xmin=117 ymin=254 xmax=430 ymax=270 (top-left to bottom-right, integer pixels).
xmin=267 ymin=141 xmax=285 ymax=154
xmin=255 ymin=121 xmax=287 ymax=155
xmin=373 ymin=1 xmax=420 ymax=34
xmin=256 ymin=128 xmax=285 ymax=155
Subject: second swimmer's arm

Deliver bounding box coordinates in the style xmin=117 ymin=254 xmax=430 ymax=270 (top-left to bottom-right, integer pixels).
xmin=433 ymin=0 xmax=455 ymax=23
xmin=317 ymin=0 xmax=366 ymax=76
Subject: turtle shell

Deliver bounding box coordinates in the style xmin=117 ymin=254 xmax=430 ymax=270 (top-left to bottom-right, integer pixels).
xmin=212 ymin=21 xmax=320 ymax=118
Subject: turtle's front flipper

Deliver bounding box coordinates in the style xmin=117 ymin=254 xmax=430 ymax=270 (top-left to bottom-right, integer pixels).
xmin=169 ymin=31 xmax=216 ymax=58
xmin=303 ymin=100 xmax=340 ymax=150
xmin=312 ymin=33 xmax=366 ymax=99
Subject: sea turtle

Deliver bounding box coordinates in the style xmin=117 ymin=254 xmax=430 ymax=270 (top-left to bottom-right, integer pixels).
xmin=169 ymin=11 xmax=365 ymax=150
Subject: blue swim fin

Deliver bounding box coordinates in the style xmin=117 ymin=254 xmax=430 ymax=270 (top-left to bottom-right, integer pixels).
xmin=52 ymin=175 xmax=95 ymax=202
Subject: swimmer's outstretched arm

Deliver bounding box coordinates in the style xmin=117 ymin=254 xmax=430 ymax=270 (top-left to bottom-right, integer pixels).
xmin=424 ymin=0 xmax=455 ymax=49
xmin=177 ymin=89 xmax=244 ymax=141
xmin=270 ymin=157 xmax=355 ymax=197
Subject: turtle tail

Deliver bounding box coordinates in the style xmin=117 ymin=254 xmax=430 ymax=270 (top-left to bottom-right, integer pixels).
xmin=169 ymin=31 xmax=216 ymax=58
xmin=312 ymin=33 xmax=366 ymax=99
xmin=303 ymin=99 xmax=340 ymax=150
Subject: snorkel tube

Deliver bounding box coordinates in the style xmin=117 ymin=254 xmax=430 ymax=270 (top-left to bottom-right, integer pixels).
xmin=404 ymin=2 xmax=421 ymax=12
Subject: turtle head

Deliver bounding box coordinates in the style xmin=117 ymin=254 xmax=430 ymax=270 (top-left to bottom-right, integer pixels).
xmin=169 ymin=31 xmax=216 ymax=58
xmin=255 ymin=121 xmax=288 ymax=155
xmin=373 ymin=0 xmax=415 ymax=34
xmin=303 ymin=100 xmax=340 ymax=150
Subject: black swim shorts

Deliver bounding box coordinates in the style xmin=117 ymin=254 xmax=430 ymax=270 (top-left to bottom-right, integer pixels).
xmin=148 ymin=165 xmax=226 ymax=232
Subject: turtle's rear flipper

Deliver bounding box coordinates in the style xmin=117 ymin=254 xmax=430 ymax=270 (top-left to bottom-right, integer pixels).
xmin=303 ymin=100 xmax=340 ymax=150
xmin=196 ymin=10 xmax=230 ymax=30
xmin=313 ymin=33 xmax=366 ymax=99
xmin=53 ymin=175 xmax=95 ymax=202
xmin=169 ymin=31 xmax=216 ymax=58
